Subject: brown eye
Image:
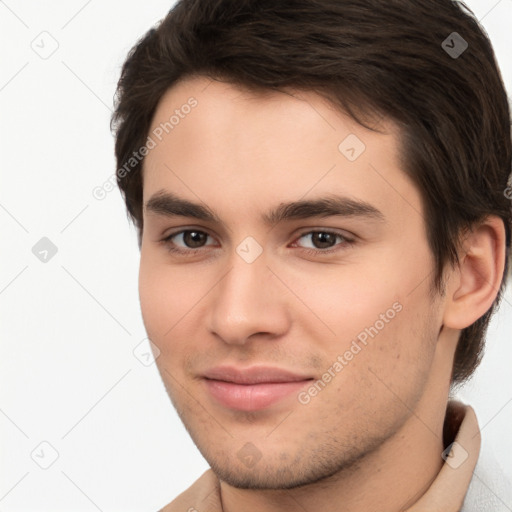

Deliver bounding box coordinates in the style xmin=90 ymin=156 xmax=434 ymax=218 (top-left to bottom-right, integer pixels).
xmin=310 ymin=232 xmax=338 ymax=249
xmin=162 ymin=229 xmax=215 ymax=252
xmin=181 ymin=230 xmax=208 ymax=248
xmin=295 ymin=230 xmax=351 ymax=250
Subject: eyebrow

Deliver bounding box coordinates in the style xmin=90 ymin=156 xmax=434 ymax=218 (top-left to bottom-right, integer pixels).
xmin=144 ymin=190 xmax=385 ymax=226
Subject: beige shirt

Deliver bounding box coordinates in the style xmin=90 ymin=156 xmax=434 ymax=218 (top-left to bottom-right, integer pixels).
xmin=161 ymin=401 xmax=481 ymax=512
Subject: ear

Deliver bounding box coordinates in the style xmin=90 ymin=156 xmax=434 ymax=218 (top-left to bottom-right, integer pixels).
xmin=442 ymin=216 xmax=507 ymax=330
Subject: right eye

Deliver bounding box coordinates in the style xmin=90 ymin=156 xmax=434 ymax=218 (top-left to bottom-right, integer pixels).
xmin=161 ymin=229 xmax=218 ymax=254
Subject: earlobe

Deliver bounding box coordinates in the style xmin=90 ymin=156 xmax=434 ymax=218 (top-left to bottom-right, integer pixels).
xmin=443 ymin=216 xmax=506 ymax=330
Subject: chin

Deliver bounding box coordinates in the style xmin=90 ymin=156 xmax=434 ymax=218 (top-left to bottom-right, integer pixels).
xmin=205 ymin=451 xmax=362 ymax=491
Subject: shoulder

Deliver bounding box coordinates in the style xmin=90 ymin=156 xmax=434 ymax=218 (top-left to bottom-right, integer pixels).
xmin=159 ymin=469 xmax=222 ymax=512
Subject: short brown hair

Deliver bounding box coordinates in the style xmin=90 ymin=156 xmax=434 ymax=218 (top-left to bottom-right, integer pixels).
xmin=111 ymin=0 xmax=512 ymax=385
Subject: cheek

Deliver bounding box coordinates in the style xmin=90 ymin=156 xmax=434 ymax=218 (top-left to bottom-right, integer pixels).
xmin=283 ymin=261 xmax=402 ymax=343
xmin=349 ymin=295 xmax=437 ymax=400
xmin=289 ymin=258 xmax=437 ymax=381
xmin=138 ymin=253 xmax=202 ymax=344
xmin=307 ymin=301 xmax=437 ymax=436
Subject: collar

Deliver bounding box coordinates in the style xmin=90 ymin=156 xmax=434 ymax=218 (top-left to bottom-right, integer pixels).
xmin=405 ymin=400 xmax=481 ymax=511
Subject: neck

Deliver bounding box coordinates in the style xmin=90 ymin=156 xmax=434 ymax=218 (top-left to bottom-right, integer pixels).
xmin=220 ymin=408 xmax=445 ymax=512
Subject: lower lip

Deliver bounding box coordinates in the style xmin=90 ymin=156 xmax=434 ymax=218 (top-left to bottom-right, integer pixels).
xmin=203 ymin=379 xmax=311 ymax=411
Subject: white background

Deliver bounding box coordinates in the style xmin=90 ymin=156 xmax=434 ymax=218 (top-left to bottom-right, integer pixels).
xmin=1 ymin=1 xmax=511 ymax=510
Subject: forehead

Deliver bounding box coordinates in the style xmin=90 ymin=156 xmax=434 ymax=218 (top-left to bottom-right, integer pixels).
xmin=142 ymin=75 xmax=421 ymax=229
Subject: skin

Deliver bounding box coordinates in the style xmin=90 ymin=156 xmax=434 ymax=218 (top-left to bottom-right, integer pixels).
xmin=138 ymin=75 xmax=505 ymax=512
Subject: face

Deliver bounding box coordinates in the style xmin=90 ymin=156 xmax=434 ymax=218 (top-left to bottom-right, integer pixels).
xmin=139 ymin=76 xmax=445 ymax=489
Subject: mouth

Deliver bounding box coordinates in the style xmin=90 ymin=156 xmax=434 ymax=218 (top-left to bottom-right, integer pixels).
xmin=201 ymin=366 xmax=314 ymax=411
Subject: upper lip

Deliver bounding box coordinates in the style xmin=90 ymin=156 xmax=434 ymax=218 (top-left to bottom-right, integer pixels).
xmin=202 ymin=366 xmax=313 ymax=385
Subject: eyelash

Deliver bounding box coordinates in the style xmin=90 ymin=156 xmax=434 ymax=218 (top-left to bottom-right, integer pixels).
xmin=160 ymin=229 xmax=355 ymax=257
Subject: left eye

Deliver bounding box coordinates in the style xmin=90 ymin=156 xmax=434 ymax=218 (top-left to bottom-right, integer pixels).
xmin=294 ymin=231 xmax=351 ymax=250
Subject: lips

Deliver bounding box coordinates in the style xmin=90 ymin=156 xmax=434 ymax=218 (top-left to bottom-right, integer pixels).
xmin=201 ymin=366 xmax=313 ymax=411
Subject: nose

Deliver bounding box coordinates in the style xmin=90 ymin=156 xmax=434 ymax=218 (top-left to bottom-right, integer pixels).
xmin=205 ymin=249 xmax=291 ymax=346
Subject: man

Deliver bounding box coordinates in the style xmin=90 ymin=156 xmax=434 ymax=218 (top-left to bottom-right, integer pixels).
xmin=111 ymin=0 xmax=512 ymax=510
